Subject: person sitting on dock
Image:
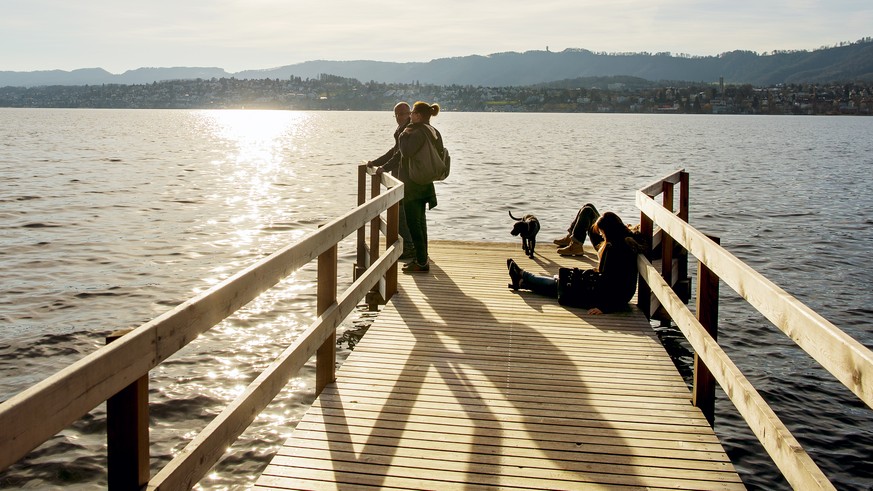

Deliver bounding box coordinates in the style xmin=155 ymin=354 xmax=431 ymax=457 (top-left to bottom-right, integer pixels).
xmin=507 ymin=212 xmax=642 ymax=314
xmin=367 ymin=101 xmax=415 ymax=260
xmin=553 ymin=202 xmax=603 ymax=256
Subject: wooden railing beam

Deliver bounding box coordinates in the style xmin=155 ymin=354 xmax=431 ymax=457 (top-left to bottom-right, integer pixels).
xmin=638 ymin=256 xmax=834 ymax=490
xmin=636 ymin=169 xmax=873 ymax=488
xmin=639 ymin=169 xmax=685 ymax=197
xmin=637 ymin=189 xmax=873 ymax=409
xmin=146 ymin=166 xmax=402 ymax=490
xmin=0 ymin=175 xmax=403 ymax=473
xmin=146 ymin=242 xmax=401 ymax=491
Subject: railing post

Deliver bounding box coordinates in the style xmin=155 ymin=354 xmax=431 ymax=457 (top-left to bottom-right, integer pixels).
xmin=661 ymin=181 xmax=674 ymax=291
xmin=316 ymin=244 xmax=338 ymax=395
xmin=366 ymin=171 xmax=384 ymax=310
xmin=355 ymin=164 xmax=368 ymax=280
xmin=638 ymin=211 xmax=653 ymax=319
xmin=677 ymin=172 xmax=691 ymax=302
xmin=385 ymin=200 xmax=399 ymax=301
xmin=657 ymin=182 xmax=675 ymax=326
xmin=693 ymin=235 xmax=720 ymax=426
xmin=105 ymin=329 xmax=149 ymax=490
xmin=678 ymin=171 xmax=689 ymax=223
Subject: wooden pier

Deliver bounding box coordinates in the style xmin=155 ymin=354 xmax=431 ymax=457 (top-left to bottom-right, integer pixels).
xmin=3 ymin=169 xmax=865 ymax=489
xmin=255 ymin=240 xmax=743 ymax=490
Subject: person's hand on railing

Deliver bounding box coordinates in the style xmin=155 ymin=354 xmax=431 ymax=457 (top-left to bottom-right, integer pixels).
xmin=363 ymin=161 xmax=380 ymax=176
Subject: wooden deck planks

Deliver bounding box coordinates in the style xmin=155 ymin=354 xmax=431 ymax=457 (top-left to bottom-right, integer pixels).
xmin=255 ymin=241 xmax=743 ymax=490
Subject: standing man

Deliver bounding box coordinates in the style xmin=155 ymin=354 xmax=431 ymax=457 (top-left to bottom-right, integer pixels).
xmin=368 ymin=102 xmax=414 ymax=259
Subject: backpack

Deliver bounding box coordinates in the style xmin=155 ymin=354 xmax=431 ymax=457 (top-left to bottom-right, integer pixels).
xmin=408 ymin=124 xmax=450 ymax=185
xmin=557 ymin=267 xmax=599 ymax=308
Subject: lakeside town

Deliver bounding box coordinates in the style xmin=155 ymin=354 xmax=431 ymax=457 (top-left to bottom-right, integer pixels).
xmin=2 ymin=75 xmax=871 ymax=115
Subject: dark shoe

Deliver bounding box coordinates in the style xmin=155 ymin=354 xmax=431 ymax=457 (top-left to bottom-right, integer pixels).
xmin=553 ymin=234 xmax=573 ymax=246
xmin=402 ymin=262 xmax=430 ymax=274
xmin=399 ymin=247 xmax=416 ymax=260
xmin=507 ymin=258 xmax=523 ymax=290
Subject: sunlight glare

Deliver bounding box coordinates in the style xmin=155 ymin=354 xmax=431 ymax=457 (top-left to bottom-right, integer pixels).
xmin=196 ymin=109 xmax=309 ymax=238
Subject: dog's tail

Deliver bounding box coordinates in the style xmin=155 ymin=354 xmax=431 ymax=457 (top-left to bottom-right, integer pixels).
xmin=508 ymin=210 xmax=522 ymax=221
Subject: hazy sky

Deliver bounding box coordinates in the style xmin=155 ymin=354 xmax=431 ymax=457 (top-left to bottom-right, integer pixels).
xmin=2 ymin=0 xmax=871 ymax=73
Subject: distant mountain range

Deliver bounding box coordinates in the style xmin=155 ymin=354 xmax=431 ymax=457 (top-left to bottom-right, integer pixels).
xmin=3 ymin=40 xmax=872 ymax=88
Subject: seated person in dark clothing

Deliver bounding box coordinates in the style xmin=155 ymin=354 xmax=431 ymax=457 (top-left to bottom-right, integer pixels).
xmin=508 ymin=211 xmax=642 ymax=315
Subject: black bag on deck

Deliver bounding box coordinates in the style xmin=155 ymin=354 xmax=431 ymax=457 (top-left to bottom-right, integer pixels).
xmin=557 ymin=267 xmax=599 ymax=308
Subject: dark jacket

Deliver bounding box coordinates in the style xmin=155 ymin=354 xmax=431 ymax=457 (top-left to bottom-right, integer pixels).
xmin=385 ymin=122 xmax=439 ymax=208
xmin=560 ymin=237 xmax=639 ymax=312
xmin=591 ymin=238 xmax=639 ymax=312
xmin=370 ymin=123 xmax=406 ymax=172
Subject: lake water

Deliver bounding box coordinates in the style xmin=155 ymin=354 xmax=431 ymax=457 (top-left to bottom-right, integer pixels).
xmin=1 ymin=108 xmax=871 ymax=490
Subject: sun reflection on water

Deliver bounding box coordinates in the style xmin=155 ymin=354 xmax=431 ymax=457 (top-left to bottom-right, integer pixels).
xmin=187 ymin=109 xmax=315 ymax=289
xmin=148 ymin=110 xmax=326 ymax=490
xmin=140 ymin=110 xmax=358 ymax=490
xmin=195 ymin=109 xmax=312 ymax=248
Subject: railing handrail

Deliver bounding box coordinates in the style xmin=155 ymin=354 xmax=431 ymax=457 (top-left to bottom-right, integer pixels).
xmin=0 ymin=169 xmax=404 ymax=487
xmin=636 ymin=175 xmax=873 ymax=408
xmin=638 ymin=168 xmax=686 ymax=198
xmin=148 ymin=245 xmax=401 ymax=489
xmin=636 ymin=170 xmax=873 ymax=490
xmin=637 ymin=256 xmax=834 ymax=490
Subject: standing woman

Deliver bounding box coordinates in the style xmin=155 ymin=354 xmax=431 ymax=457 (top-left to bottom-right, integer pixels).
xmin=379 ymin=101 xmax=442 ymax=273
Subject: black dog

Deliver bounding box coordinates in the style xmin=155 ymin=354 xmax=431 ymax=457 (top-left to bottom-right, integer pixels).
xmin=509 ymin=211 xmax=540 ymax=258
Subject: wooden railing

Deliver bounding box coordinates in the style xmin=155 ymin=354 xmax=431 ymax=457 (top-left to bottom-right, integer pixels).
xmin=637 ymin=170 xmax=690 ymax=322
xmin=635 ymin=169 xmax=873 ymax=491
xmin=0 ymin=168 xmax=404 ymax=489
